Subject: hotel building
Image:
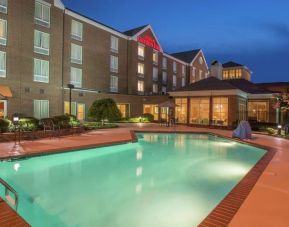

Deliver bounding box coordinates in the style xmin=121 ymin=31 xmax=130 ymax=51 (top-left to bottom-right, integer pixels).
xmin=0 ymin=0 xmax=283 ymax=127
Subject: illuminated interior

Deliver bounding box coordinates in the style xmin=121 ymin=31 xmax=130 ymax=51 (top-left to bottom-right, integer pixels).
xmin=117 ymin=104 xmax=129 ymax=118
xmin=143 ymin=104 xmax=159 ymax=120
xmin=160 ymin=107 xmax=168 ymax=120
xmin=64 ymin=101 xmax=85 ymax=120
xmin=248 ymin=101 xmax=269 ymax=122
xmin=212 ymin=97 xmax=228 ymax=126
xmin=0 ymin=100 xmax=6 ymax=118
xmin=223 ymin=69 xmax=242 ymax=79
xmin=190 ymin=98 xmax=210 ymax=125
xmin=138 ymin=44 xmax=144 ymax=58
xmin=175 ymin=98 xmax=187 ymax=123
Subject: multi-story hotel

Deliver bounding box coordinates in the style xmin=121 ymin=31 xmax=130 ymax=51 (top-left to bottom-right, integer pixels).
xmin=0 ymin=0 xmax=284 ymax=127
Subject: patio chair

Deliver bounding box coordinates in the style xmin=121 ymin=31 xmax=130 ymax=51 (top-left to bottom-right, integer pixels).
xmin=40 ymin=118 xmax=60 ymax=138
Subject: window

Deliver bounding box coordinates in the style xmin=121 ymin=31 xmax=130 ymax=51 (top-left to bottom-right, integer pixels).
xmin=173 ymin=75 xmax=177 ymax=87
xmin=191 ymin=67 xmax=196 ymax=83
xmin=0 ymin=0 xmax=7 ymax=14
xmin=181 ymin=77 xmax=185 ymax=87
xmin=138 ymin=44 xmax=145 ymax=59
xmin=117 ymin=104 xmax=130 ymax=118
xmin=110 ymin=55 xmax=118 ymax=73
xmin=110 ymin=75 xmax=118 ymax=92
xmin=162 ymin=86 xmax=166 ymax=94
xmin=190 ymin=98 xmax=210 ymax=125
xmin=173 ymin=62 xmax=177 ymax=73
xmin=64 ymin=101 xmax=76 ymax=116
xmin=229 ymin=70 xmax=235 ymax=79
xmin=248 ymin=101 xmax=269 ymax=122
xmin=71 ymin=44 xmax=82 ymax=64
xmin=152 ymin=83 xmax=158 ymax=93
xmin=71 ymin=20 xmax=83 ymax=41
xmin=0 ymin=19 xmax=7 ymax=45
xmin=223 ymin=70 xmax=229 ymax=79
xmin=162 ymin=57 xmax=167 ymax=69
xmin=137 ymin=80 xmax=144 ymax=93
xmin=162 ymin=72 xmax=167 ymax=83
xmin=153 ymin=51 xmax=158 ymax=65
xmin=199 ymin=70 xmax=203 ymax=80
xmin=70 ymin=67 xmax=82 ymax=88
xmin=175 ymin=98 xmax=187 ymax=123
xmin=143 ymin=104 xmax=159 ymax=120
xmin=153 ymin=67 xmax=158 ymax=81
xmin=34 ymin=30 xmax=50 ymax=55
xmin=34 ymin=1 xmax=50 ymax=27
xmin=34 ymin=58 xmax=49 ymax=83
xmin=0 ymin=51 xmax=6 ymax=77
xmin=77 ymin=103 xmax=85 ymax=120
xmin=110 ymin=36 xmax=119 ymax=53
xmin=212 ymin=97 xmax=228 ymax=126
xmin=138 ymin=63 xmax=144 ymax=76
xmin=236 ymin=69 xmax=242 ymax=78
xmin=0 ymin=100 xmax=7 ymax=118
xmin=182 ymin=65 xmax=185 ymax=75
xmin=34 ymin=100 xmax=49 ymax=119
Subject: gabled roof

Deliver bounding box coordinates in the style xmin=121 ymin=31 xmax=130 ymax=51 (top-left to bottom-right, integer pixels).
xmin=175 ymin=77 xmax=236 ymax=92
xmin=222 ymin=61 xmax=244 ymax=68
xmin=170 ymin=49 xmax=201 ymax=64
xmin=225 ymin=79 xmax=277 ymax=94
xmin=173 ymin=77 xmax=276 ymax=94
xmin=123 ymin=25 xmax=149 ymax=36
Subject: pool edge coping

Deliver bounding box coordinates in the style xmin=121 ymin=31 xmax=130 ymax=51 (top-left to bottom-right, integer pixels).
xmin=0 ymin=130 xmax=277 ymax=227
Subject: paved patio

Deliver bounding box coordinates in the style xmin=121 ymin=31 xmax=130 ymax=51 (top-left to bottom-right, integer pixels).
xmin=0 ymin=123 xmax=289 ymax=226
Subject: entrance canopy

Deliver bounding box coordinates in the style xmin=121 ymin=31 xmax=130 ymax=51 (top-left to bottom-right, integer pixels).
xmin=0 ymin=85 xmax=12 ymax=98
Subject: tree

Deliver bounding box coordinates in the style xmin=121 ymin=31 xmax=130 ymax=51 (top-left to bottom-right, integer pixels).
xmin=88 ymin=98 xmax=121 ymax=124
xmin=273 ymin=90 xmax=289 ymax=124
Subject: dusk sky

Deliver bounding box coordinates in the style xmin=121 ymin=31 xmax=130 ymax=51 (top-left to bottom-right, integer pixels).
xmin=63 ymin=0 xmax=289 ymax=83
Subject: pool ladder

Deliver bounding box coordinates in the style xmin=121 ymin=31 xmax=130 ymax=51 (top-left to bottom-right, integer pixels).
xmin=0 ymin=178 xmax=19 ymax=211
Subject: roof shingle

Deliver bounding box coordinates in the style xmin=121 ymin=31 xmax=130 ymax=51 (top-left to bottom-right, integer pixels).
xmin=170 ymin=49 xmax=201 ymax=63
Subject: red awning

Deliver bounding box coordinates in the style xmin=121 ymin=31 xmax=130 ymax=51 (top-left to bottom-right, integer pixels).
xmin=0 ymin=85 xmax=12 ymax=97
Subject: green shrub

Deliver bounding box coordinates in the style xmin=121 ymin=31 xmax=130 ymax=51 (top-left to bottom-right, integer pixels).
xmin=141 ymin=113 xmax=154 ymax=122
xmin=83 ymin=122 xmax=118 ymax=130
xmin=52 ymin=114 xmax=80 ymax=128
xmin=89 ymin=98 xmax=121 ymax=123
xmin=267 ymin=127 xmax=276 ymax=135
xmin=0 ymin=118 xmax=11 ymax=133
xmin=19 ymin=117 xmax=40 ymax=131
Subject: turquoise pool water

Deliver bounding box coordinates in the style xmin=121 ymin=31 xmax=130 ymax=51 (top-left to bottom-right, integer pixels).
xmin=0 ymin=133 xmax=266 ymax=227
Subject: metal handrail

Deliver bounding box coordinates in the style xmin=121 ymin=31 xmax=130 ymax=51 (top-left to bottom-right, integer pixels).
xmin=0 ymin=178 xmax=19 ymax=211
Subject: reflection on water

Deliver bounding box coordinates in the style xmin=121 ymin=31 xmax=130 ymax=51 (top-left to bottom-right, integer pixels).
xmin=0 ymin=133 xmax=266 ymax=227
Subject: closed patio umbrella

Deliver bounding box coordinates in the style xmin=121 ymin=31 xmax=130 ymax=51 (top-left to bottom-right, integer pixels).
xmin=158 ymin=100 xmax=179 ymax=108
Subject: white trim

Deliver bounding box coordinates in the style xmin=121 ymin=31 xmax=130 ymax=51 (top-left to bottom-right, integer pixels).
xmin=248 ymin=94 xmax=275 ymax=99
xmin=36 ymin=0 xmax=51 ymax=7
xmin=163 ymin=53 xmax=188 ymax=65
xmin=169 ymin=89 xmax=248 ymax=98
xmin=190 ymin=50 xmax=209 ymax=71
xmin=65 ymin=9 xmax=128 ymax=39
xmin=130 ymin=25 xmax=164 ymax=53
xmin=54 ymin=0 xmax=65 ymax=9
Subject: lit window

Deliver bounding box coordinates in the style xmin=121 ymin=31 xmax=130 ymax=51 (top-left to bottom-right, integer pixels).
xmin=153 ymin=67 xmax=158 ymax=81
xmin=223 ymin=70 xmax=229 ymax=79
xmin=173 ymin=75 xmax=177 ymax=87
xmin=173 ymin=62 xmax=177 ymax=73
xmin=34 ymin=58 xmax=49 ymax=83
xmin=138 ymin=63 xmax=144 ymax=75
xmin=0 ymin=19 xmax=7 ymax=45
xmin=64 ymin=101 xmax=76 ymax=116
xmin=34 ymin=30 xmax=50 ymax=55
xmin=175 ymin=98 xmax=188 ymax=123
xmin=162 ymin=72 xmax=167 ymax=83
xmin=152 ymin=83 xmax=158 ymax=93
xmin=212 ymin=97 xmax=228 ymax=126
xmin=71 ymin=20 xmax=83 ymax=41
xmin=111 ymin=36 xmax=119 ymax=53
xmin=181 ymin=77 xmax=185 ymax=87
xmin=110 ymin=55 xmax=118 ymax=73
xmin=143 ymin=104 xmax=159 ymax=120
xmin=71 ymin=43 xmax=82 ymax=64
xmin=236 ymin=69 xmax=242 ymax=78
xmin=229 ymin=70 xmax=235 ymax=79
xmin=162 ymin=57 xmax=167 ymax=69
xmin=0 ymin=51 xmax=6 ymax=77
xmin=138 ymin=44 xmax=145 ymax=59
xmin=0 ymin=0 xmax=7 ymax=14
xmin=137 ymin=80 xmax=144 ymax=93
xmin=110 ymin=75 xmax=118 ymax=92
xmin=248 ymin=101 xmax=269 ymax=122
xmin=34 ymin=100 xmax=49 ymax=119
xmin=34 ymin=1 xmax=50 ymax=27
xmin=77 ymin=103 xmax=85 ymax=120
xmin=190 ymin=98 xmax=210 ymax=125
xmin=153 ymin=51 xmax=158 ymax=65
xmin=70 ymin=67 xmax=82 ymax=88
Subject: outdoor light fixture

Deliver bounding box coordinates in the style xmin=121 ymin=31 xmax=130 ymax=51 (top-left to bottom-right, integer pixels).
xmin=278 ymin=124 xmax=282 ymax=135
xmin=12 ymin=113 xmax=19 ymax=124
xmin=12 ymin=113 xmax=21 ymax=146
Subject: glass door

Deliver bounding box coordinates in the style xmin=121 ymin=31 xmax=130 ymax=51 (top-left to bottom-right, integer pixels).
xmin=0 ymin=100 xmax=7 ymax=118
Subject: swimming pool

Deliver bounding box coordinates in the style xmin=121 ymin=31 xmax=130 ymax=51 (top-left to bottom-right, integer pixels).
xmin=0 ymin=133 xmax=266 ymax=227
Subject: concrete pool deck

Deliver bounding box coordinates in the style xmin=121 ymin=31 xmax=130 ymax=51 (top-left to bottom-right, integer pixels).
xmin=0 ymin=123 xmax=289 ymax=226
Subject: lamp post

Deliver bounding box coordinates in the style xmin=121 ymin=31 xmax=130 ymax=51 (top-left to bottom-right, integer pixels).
xmin=12 ymin=113 xmax=20 ymax=146
xmin=67 ymin=83 xmax=75 ymax=116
